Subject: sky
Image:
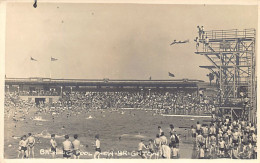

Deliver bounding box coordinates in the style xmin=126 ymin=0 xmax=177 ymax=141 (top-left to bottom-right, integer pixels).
xmin=5 ymin=3 xmax=257 ymax=81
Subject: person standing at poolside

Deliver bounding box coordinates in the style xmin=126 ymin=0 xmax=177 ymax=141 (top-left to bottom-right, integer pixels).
xmin=169 ymin=124 xmax=175 ymax=135
xmin=93 ymin=134 xmax=101 ymax=159
xmin=154 ymin=134 xmax=162 ymax=159
xmin=20 ymin=135 xmax=28 ymax=159
xmin=158 ymin=126 xmax=163 ymax=136
xmin=27 ymin=133 xmax=35 ymax=158
xmin=17 ymin=136 xmax=23 ymax=158
xmin=196 ymin=121 xmax=202 ymax=135
xmin=148 ymin=139 xmax=156 ymax=159
xmin=62 ymin=135 xmax=73 ymax=159
xmin=50 ymin=134 xmax=57 ymax=158
xmin=72 ymin=134 xmax=81 ymax=159
xmin=160 ymin=132 xmax=167 ymax=145
xmin=138 ymin=138 xmax=148 ymax=159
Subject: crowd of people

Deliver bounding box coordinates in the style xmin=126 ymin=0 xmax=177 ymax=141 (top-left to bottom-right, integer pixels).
xmin=5 ymin=92 xmax=35 ymax=124
xmin=48 ymin=90 xmax=216 ymax=116
xmin=6 ymin=89 xmax=218 ymax=116
xmin=5 ymin=90 xmax=216 ymax=119
xmin=4 ymin=89 xmax=257 ymax=159
xmin=137 ymin=125 xmax=180 ymax=159
xmin=13 ymin=117 xmax=258 ymax=159
xmin=16 ymin=132 xmax=101 ymax=159
xmin=191 ymin=118 xmax=257 ymax=159
xmin=16 ymin=125 xmax=180 ymax=159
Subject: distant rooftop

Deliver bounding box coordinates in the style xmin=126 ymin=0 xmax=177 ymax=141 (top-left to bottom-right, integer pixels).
xmin=5 ymin=77 xmax=205 ymax=88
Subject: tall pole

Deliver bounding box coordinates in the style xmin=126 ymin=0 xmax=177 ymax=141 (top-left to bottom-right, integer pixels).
xmin=50 ymin=59 xmax=52 ymax=79
xmin=233 ymin=66 xmax=236 ymax=98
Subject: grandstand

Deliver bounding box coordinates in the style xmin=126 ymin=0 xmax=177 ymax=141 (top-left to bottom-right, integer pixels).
xmin=5 ymin=77 xmax=206 ymax=103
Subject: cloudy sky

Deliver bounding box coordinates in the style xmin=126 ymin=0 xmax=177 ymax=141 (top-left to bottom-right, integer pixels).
xmin=5 ymin=3 xmax=257 ymax=81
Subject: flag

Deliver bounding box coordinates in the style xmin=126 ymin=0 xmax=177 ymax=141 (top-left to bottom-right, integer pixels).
xmin=30 ymin=57 xmax=37 ymax=61
xmin=168 ymin=72 xmax=175 ymax=77
xmin=33 ymin=0 xmax=37 ymax=8
xmin=51 ymin=57 xmax=58 ymax=61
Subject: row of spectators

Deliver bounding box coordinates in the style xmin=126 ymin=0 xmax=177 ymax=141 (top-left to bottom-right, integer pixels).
xmin=5 ymin=90 xmax=217 ymax=116
xmin=51 ymin=91 xmax=216 ymax=115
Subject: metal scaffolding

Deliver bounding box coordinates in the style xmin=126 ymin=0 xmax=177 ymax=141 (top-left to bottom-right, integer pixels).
xmin=195 ymin=28 xmax=256 ymax=122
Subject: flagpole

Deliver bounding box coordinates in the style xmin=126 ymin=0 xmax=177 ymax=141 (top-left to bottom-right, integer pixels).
xmin=50 ymin=57 xmax=52 ymax=79
xmin=30 ymin=57 xmax=32 ymax=78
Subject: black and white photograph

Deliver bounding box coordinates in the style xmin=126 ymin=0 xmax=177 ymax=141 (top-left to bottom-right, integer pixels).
xmin=0 ymin=0 xmax=258 ymax=160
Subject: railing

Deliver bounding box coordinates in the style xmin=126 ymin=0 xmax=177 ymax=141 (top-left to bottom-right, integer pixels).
xmin=203 ymin=29 xmax=255 ymax=40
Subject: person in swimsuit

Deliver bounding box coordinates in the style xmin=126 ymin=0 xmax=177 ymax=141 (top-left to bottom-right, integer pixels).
xmin=50 ymin=134 xmax=57 ymax=158
xmin=197 ymin=132 xmax=205 ymax=148
xmin=20 ymin=135 xmax=28 ymax=159
xmin=148 ymin=139 xmax=156 ymax=159
xmin=154 ymin=134 xmax=162 ymax=159
xmin=93 ymin=134 xmax=101 ymax=159
xmin=62 ymin=135 xmax=72 ymax=159
xmin=72 ymin=134 xmax=81 ymax=159
xmin=169 ymin=124 xmax=175 ymax=135
xmin=27 ymin=133 xmax=35 ymax=158
xmin=170 ymin=132 xmax=180 ymax=159
xmin=138 ymin=139 xmax=148 ymax=159
xmin=191 ymin=125 xmax=197 ymax=138
xmin=158 ymin=126 xmax=163 ymax=136
xmin=232 ymin=129 xmax=240 ymax=147
xmin=196 ymin=121 xmax=202 ymax=135
xmin=160 ymin=132 xmax=167 ymax=145
xmin=18 ymin=136 xmax=23 ymax=158
xmin=218 ymin=137 xmax=225 ymax=157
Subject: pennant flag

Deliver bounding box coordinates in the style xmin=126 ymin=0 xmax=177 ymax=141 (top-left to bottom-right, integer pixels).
xmin=33 ymin=0 xmax=37 ymax=8
xmin=30 ymin=57 xmax=37 ymax=61
xmin=168 ymin=72 xmax=175 ymax=77
xmin=51 ymin=57 xmax=58 ymax=61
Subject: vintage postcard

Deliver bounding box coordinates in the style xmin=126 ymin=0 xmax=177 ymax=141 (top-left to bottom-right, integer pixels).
xmin=0 ymin=0 xmax=258 ymax=162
